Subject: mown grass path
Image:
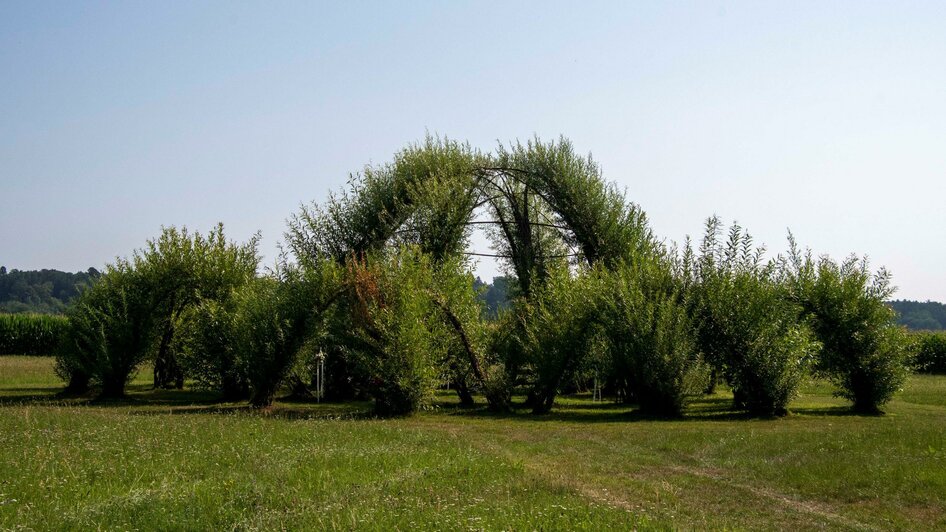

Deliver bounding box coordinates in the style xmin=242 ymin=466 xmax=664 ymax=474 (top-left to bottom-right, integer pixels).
xmin=1 ymin=356 xmax=944 ymax=530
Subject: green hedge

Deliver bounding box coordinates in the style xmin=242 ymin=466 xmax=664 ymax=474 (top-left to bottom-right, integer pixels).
xmin=912 ymin=331 xmax=946 ymax=374
xmin=0 ymin=314 xmax=68 ymax=355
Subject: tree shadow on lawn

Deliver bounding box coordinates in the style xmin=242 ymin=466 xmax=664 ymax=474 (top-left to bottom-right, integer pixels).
xmin=0 ymin=384 xmax=379 ymax=421
xmin=0 ymin=383 xmax=227 ymax=409
xmin=0 ymin=391 xmax=62 ymax=406
xmin=437 ymin=394 xmax=861 ymax=423
xmin=124 ymin=401 xmax=375 ymax=420
xmin=2 ymin=384 xmax=863 ymax=423
xmin=790 ymin=404 xmax=870 ymax=417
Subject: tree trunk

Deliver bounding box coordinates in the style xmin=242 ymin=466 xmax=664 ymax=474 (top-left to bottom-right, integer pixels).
xmin=286 ymin=373 xmax=314 ymax=400
xmin=455 ymin=377 xmax=475 ymax=407
xmin=732 ymin=386 xmax=747 ymax=410
xmin=704 ymin=369 xmax=718 ymax=395
xmin=221 ymin=373 xmax=249 ymax=402
xmin=99 ymin=377 xmax=125 ymax=399
xmin=531 ymin=390 xmax=555 ymax=414
xmin=250 ymin=388 xmax=276 ymax=408
xmin=153 ymin=320 xmax=183 ymax=389
xmin=63 ymin=372 xmax=90 ymax=396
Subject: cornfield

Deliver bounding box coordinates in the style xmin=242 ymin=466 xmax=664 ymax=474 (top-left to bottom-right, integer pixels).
xmin=0 ymin=314 xmax=68 ymax=355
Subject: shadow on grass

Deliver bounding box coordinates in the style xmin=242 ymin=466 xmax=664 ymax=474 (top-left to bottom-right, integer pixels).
xmin=0 ymin=392 xmax=62 ymax=406
xmin=124 ymin=402 xmax=375 ymax=420
xmin=2 ymin=384 xmax=863 ymax=422
xmin=0 ymin=384 xmax=227 ymax=408
xmin=433 ymin=394 xmax=862 ymax=423
xmin=791 ymin=404 xmax=870 ymax=417
xmin=0 ymin=383 xmax=378 ymax=420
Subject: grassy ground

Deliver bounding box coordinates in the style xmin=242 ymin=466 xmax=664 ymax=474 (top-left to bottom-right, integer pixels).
xmin=1 ymin=357 xmax=944 ymax=530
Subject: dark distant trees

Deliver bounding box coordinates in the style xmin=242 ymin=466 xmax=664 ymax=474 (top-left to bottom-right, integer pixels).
xmin=474 ymin=276 xmax=512 ymax=317
xmin=0 ymin=267 xmax=100 ymax=314
xmin=889 ymin=300 xmax=946 ymax=331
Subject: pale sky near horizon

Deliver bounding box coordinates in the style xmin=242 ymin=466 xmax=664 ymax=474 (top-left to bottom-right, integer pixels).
xmin=1 ymin=1 xmax=944 ymax=301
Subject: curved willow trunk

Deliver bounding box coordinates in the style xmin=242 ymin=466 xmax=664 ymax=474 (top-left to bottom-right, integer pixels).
xmin=153 ymin=320 xmax=184 ymax=390
xmin=63 ymin=372 xmax=90 ymax=396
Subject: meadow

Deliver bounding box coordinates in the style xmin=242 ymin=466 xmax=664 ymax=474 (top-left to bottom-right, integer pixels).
xmin=1 ymin=356 xmax=944 ymax=530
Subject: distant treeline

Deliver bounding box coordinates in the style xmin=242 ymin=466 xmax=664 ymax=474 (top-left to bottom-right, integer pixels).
xmin=474 ymin=276 xmax=512 ymax=317
xmin=888 ymin=300 xmax=946 ymax=331
xmin=1 ymin=265 xmax=511 ymax=316
xmin=2 ymin=267 xmax=943 ymax=332
xmin=0 ymin=267 xmax=100 ymax=314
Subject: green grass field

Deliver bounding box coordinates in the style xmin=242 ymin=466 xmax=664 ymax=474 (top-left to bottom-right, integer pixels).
xmin=1 ymin=357 xmax=944 ymax=530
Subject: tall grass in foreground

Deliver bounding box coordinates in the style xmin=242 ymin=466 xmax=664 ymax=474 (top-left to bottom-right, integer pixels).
xmin=0 ymin=313 xmax=67 ymax=355
xmin=1 ymin=357 xmax=945 ymax=530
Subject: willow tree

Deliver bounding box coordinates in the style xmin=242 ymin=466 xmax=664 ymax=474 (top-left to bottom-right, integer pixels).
xmin=287 ymin=137 xmax=489 ymax=405
xmin=688 ymin=218 xmax=819 ymax=416
xmin=494 ymin=137 xmax=656 ymax=268
xmin=55 ymin=262 xmax=157 ymax=398
xmin=286 ymin=135 xmax=664 ymax=414
xmin=287 ymin=136 xmax=484 ymax=263
xmin=782 ymin=237 xmax=908 ymax=414
xmin=134 ymin=224 xmax=259 ymax=389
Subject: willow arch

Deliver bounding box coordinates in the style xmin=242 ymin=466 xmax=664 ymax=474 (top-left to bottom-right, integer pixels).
xmin=288 ymin=136 xmax=657 ymax=284
xmin=287 ymin=136 xmax=660 ymax=411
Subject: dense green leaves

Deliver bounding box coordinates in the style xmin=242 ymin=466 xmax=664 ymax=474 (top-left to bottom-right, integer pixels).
xmin=784 ymin=241 xmax=909 ymax=413
xmin=689 ymin=219 xmax=818 ymax=416
xmin=603 ymin=260 xmax=709 ymax=417
xmin=134 ymin=224 xmax=260 ymax=389
xmin=494 ymin=137 xmax=656 ymax=267
xmin=43 ymin=136 xmax=913 ymax=419
xmin=232 ymin=274 xmax=315 ymax=408
xmin=912 ymin=332 xmax=946 ymax=373
xmin=0 ymin=314 xmax=68 ymax=355
xmin=0 ymin=267 xmax=99 ymax=314
xmin=287 ymin=136 xmax=484 ymax=263
xmin=519 ymin=267 xmax=604 ymax=414
xmin=56 ymin=263 xmax=157 ymax=398
xmin=332 ymin=247 xmax=454 ymax=416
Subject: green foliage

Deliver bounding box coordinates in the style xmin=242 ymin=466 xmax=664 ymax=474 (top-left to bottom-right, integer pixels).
xmin=0 ymin=267 xmax=99 ymax=314
xmin=0 ymin=313 xmax=68 ymax=355
xmin=603 ymin=260 xmax=709 ymax=417
xmin=890 ymin=299 xmax=946 ymax=331
xmin=426 ymin=257 xmax=489 ymax=407
xmin=177 ymin=299 xmax=247 ymax=400
xmin=495 ymin=137 xmax=656 ymax=267
xmin=32 ymin=136 xmax=919 ymax=422
xmin=287 ymin=135 xmax=483 ymax=263
xmin=785 ymin=242 xmax=910 ymax=413
xmin=134 ymin=223 xmax=260 ymax=389
xmin=55 ymin=264 xmax=157 ymax=398
xmin=474 ymin=275 xmax=512 ymax=317
xmin=232 ymin=264 xmax=334 ymax=408
xmin=392 ymin=137 xmax=485 ymax=262
xmin=52 ymin=224 xmax=260 ymax=399
xmin=480 ymin=167 xmax=568 ymax=299
xmin=690 ymin=218 xmax=817 ymax=416
xmin=334 ymin=247 xmax=451 ymax=416
xmin=912 ymin=332 xmax=946 ymax=373
xmin=519 ymin=267 xmax=604 ymax=414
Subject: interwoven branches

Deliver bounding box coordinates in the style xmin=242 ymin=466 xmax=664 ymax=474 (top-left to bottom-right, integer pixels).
xmin=287 ymin=135 xmax=658 ymax=288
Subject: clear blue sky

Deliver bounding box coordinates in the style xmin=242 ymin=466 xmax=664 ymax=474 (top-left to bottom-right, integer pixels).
xmin=1 ymin=1 xmax=944 ymax=301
